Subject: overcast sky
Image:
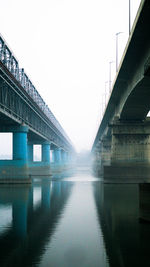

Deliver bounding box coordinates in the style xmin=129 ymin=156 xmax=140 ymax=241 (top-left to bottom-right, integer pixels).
xmin=0 ymin=0 xmax=141 ymax=154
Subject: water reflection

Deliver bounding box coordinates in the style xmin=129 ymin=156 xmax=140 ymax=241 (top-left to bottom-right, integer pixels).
xmin=0 ymin=204 xmax=12 ymax=234
xmin=1 ymin=172 xmax=150 ymax=266
xmin=94 ymin=182 xmax=150 ymax=267
xmin=39 ymin=179 xmax=108 ymax=267
xmin=0 ymin=174 xmax=109 ymax=267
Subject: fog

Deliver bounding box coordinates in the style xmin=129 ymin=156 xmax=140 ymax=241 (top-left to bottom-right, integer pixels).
xmin=0 ymin=0 xmax=141 ymax=155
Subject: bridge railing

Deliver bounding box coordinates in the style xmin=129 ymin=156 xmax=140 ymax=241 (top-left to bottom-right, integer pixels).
xmin=0 ymin=35 xmax=71 ymax=144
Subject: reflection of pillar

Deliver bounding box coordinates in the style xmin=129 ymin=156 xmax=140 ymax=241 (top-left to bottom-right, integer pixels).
xmin=12 ymin=201 xmax=28 ymax=238
xmin=13 ymin=126 xmax=28 ymax=161
xmin=28 ymin=185 xmax=34 ymax=216
xmin=42 ymin=141 xmax=51 ymax=163
xmin=12 ymin=187 xmax=29 ymax=238
xmin=28 ymin=143 xmax=33 ymax=162
xmin=139 ymin=184 xmax=150 ymax=222
xmin=41 ymin=180 xmax=51 ymax=209
xmin=52 ymin=181 xmax=61 ymax=197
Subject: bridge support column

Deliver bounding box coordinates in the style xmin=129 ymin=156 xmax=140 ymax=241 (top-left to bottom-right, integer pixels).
xmin=111 ymin=122 xmax=150 ymax=165
xmin=42 ymin=141 xmax=50 ymax=163
xmin=101 ymin=137 xmax=111 ymax=166
xmin=51 ymin=150 xmax=55 ymax=163
xmin=54 ymin=148 xmax=62 ymax=164
xmin=28 ymin=141 xmax=51 ymax=176
xmin=61 ymin=150 xmax=67 ymax=165
xmin=0 ymin=126 xmax=31 ymax=183
xmin=92 ymin=138 xmax=111 ymax=176
xmin=92 ymin=145 xmax=101 ymax=174
xmin=13 ymin=126 xmax=28 ymax=161
xmin=28 ymin=144 xmax=33 ymax=162
xmin=50 ymin=147 xmax=63 ymax=175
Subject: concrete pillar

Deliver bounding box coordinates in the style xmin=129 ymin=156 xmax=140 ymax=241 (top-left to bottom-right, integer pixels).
xmin=92 ymin=143 xmax=102 ymax=175
xmin=111 ymin=122 xmax=150 ymax=164
xmin=0 ymin=126 xmax=31 ymax=182
xmin=61 ymin=150 xmax=67 ymax=164
xmin=28 ymin=141 xmax=51 ymax=176
xmin=54 ymin=148 xmax=61 ymax=164
xmin=42 ymin=141 xmax=51 ymax=163
xmin=101 ymin=137 xmax=111 ymax=166
xmin=65 ymin=152 xmax=68 ymax=163
xmin=28 ymin=143 xmax=33 ymax=162
xmin=13 ymin=126 xmax=28 ymax=161
xmin=52 ymin=150 xmax=55 ymax=163
xmin=67 ymin=153 xmax=71 ymax=163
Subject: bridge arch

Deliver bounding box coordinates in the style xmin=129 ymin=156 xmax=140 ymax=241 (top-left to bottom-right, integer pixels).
xmin=120 ymin=76 xmax=150 ymax=121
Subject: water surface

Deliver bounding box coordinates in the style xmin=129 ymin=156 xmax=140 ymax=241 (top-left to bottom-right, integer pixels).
xmin=0 ymin=171 xmax=150 ymax=266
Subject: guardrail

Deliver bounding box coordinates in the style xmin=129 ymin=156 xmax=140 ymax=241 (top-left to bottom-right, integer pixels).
xmin=0 ymin=35 xmax=71 ymax=144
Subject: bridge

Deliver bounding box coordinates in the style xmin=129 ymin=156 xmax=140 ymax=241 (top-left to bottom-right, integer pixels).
xmin=0 ymin=34 xmax=74 ymax=182
xmin=92 ymin=0 xmax=150 ymax=178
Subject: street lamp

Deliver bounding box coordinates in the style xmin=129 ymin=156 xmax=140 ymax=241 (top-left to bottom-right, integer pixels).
xmin=105 ymin=81 xmax=108 ymax=107
xmin=129 ymin=0 xmax=131 ymax=35
xmin=116 ymin=32 xmax=123 ymax=72
xmin=109 ymin=61 xmax=114 ymax=94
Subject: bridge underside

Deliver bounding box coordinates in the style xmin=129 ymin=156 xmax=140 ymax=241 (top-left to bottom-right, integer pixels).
xmin=120 ymin=77 xmax=150 ymax=121
xmin=92 ymin=0 xmax=150 ymax=181
xmin=0 ymin=81 xmax=73 ymax=182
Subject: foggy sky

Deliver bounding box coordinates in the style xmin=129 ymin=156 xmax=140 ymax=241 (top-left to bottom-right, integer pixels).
xmin=0 ymin=0 xmax=141 ymax=154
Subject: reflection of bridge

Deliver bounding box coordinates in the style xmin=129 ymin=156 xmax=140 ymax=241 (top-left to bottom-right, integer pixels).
xmin=93 ymin=182 xmax=150 ymax=266
xmin=92 ymin=0 xmax=150 ymax=176
xmin=0 ymin=179 xmax=72 ymax=266
xmin=0 ymin=35 xmax=74 ymax=181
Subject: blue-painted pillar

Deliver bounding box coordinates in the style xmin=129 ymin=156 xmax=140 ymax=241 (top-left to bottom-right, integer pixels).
xmin=54 ymin=148 xmax=62 ymax=164
xmin=52 ymin=150 xmax=55 ymax=163
xmin=42 ymin=141 xmax=51 ymax=163
xmin=28 ymin=143 xmax=33 ymax=162
xmin=13 ymin=126 xmax=28 ymax=161
xmin=66 ymin=152 xmax=69 ymax=163
xmin=61 ymin=150 xmax=67 ymax=164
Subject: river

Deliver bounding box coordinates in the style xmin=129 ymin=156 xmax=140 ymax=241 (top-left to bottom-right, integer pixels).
xmin=0 ymin=169 xmax=149 ymax=266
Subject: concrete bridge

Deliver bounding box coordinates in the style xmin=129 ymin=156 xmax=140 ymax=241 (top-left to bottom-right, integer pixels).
xmin=92 ymin=0 xmax=150 ymax=178
xmin=0 ymin=35 xmax=74 ymax=182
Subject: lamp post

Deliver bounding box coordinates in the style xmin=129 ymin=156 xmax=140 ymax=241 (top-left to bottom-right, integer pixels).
xmin=129 ymin=0 xmax=131 ymax=35
xmin=101 ymin=95 xmax=104 ymax=119
xmin=105 ymin=81 xmax=108 ymax=108
xmin=109 ymin=61 xmax=114 ymax=94
xmin=116 ymin=32 xmax=123 ymax=72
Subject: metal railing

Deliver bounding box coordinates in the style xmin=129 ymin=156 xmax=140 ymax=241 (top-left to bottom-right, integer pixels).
xmin=0 ymin=35 xmax=71 ymax=144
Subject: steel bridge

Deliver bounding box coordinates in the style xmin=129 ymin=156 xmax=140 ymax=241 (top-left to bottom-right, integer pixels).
xmin=0 ymin=34 xmax=74 ymax=182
